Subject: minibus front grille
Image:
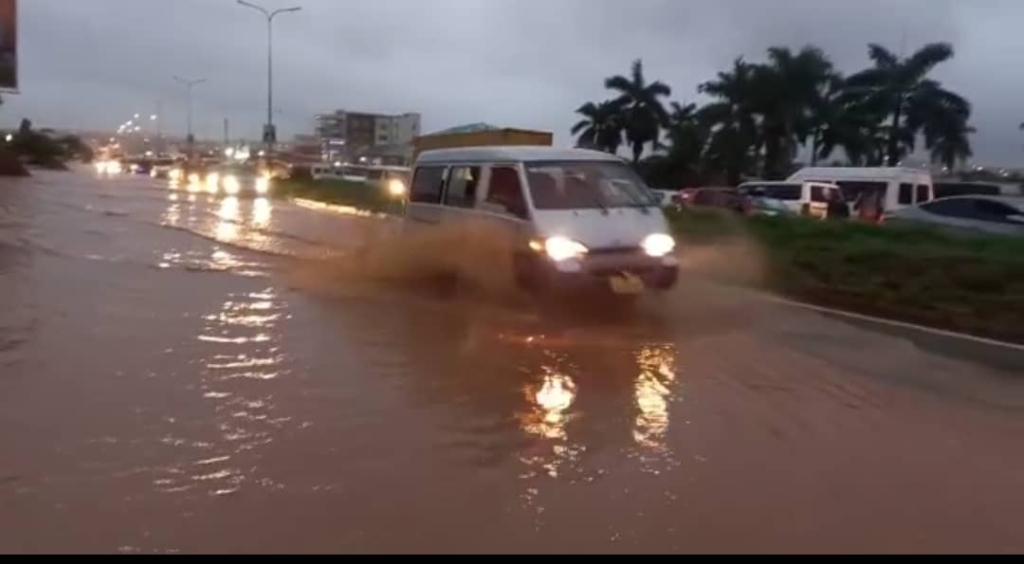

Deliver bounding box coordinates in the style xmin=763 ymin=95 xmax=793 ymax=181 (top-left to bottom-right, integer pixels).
xmin=588 ymin=246 xmax=642 ymax=256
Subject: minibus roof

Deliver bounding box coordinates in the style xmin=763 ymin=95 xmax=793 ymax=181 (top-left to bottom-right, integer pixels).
xmin=416 ymin=146 xmax=625 ymax=165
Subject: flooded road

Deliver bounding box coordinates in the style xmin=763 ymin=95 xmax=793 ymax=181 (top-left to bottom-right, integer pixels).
xmin=2 ymin=170 xmax=1024 ymax=553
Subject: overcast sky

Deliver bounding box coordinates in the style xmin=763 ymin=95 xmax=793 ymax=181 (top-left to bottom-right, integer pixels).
xmin=5 ymin=0 xmax=1023 ymax=164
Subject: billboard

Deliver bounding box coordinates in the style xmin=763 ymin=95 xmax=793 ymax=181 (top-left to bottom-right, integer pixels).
xmin=0 ymin=0 xmax=16 ymax=91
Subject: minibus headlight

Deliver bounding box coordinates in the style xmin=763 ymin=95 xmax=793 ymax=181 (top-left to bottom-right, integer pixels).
xmin=642 ymin=233 xmax=676 ymax=257
xmin=387 ymin=178 xmax=407 ymax=197
xmin=544 ymin=236 xmax=588 ymax=262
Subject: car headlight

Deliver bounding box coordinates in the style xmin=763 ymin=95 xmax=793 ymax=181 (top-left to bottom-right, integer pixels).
xmin=223 ymin=175 xmax=240 ymax=195
xmin=169 ymin=168 xmax=182 ymax=181
xmin=642 ymin=233 xmax=676 ymax=257
xmin=544 ymin=236 xmax=588 ymax=262
xmin=255 ymin=176 xmax=270 ymax=194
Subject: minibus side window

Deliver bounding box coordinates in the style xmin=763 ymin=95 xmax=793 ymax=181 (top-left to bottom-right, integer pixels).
xmin=486 ymin=166 xmax=528 ymax=219
xmin=443 ymin=166 xmax=481 ymax=209
xmin=410 ymin=166 xmax=446 ymax=204
xmin=898 ymin=183 xmax=914 ymax=205
xmin=916 ymin=184 xmax=930 ymax=203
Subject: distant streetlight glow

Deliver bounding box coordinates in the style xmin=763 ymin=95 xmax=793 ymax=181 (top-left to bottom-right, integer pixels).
xmin=150 ymin=114 xmax=158 ymax=121
xmin=5 ymin=133 xmax=12 ymax=143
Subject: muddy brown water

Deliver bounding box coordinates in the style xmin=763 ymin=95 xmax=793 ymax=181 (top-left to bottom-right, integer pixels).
xmin=1 ymin=170 xmax=1023 ymax=553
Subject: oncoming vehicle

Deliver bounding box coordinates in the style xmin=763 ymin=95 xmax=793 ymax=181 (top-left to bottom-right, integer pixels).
xmin=209 ymin=164 xmax=272 ymax=197
xmin=149 ymin=158 xmax=178 ymax=179
xmin=403 ymin=146 xmax=679 ymax=295
xmin=738 ymin=181 xmax=846 ymax=219
xmin=787 ymin=167 xmax=934 ymax=222
xmin=883 ymin=195 xmax=1024 ymax=237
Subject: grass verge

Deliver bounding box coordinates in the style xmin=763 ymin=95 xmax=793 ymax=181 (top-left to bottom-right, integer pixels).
xmin=666 ymin=207 xmax=1024 ymax=343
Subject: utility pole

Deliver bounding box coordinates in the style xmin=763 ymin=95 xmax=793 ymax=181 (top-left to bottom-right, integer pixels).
xmin=172 ymin=76 xmax=207 ymax=160
xmin=223 ymin=118 xmax=230 ymax=148
xmin=155 ymin=100 xmax=163 ymax=153
xmin=237 ymin=0 xmax=302 ymax=157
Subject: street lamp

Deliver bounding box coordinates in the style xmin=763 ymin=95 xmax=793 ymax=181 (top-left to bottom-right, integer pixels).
xmin=173 ymin=75 xmax=207 ymax=157
xmin=237 ymin=0 xmax=301 ymax=156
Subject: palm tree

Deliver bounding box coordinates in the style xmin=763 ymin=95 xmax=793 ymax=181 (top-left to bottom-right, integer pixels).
xmin=640 ymin=101 xmax=708 ymax=187
xmin=809 ymin=74 xmax=882 ymax=166
xmin=755 ymin=46 xmax=835 ymax=178
xmin=605 ymin=59 xmax=672 ymax=164
xmin=926 ymin=119 xmax=973 ymax=171
xmin=664 ymin=102 xmax=706 ymax=163
xmin=570 ymin=100 xmax=624 ymax=153
xmin=698 ymin=58 xmax=761 ymax=184
xmin=844 ymin=42 xmax=971 ymax=166
xmin=920 ymin=99 xmax=974 ymax=170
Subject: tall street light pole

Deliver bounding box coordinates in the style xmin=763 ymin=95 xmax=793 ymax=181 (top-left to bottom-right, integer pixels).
xmin=237 ymin=0 xmax=301 ymax=157
xmin=173 ymin=76 xmax=207 ymax=159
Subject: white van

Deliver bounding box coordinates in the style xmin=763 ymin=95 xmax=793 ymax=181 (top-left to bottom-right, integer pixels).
xmin=403 ymin=146 xmax=679 ymax=295
xmin=787 ymin=167 xmax=934 ymax=221
xmin=737 ymin=180 xmax=845 ymax=219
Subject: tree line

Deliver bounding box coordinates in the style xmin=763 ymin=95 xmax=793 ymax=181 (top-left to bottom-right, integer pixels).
xmin=571 ymin=42 xmax=974 ymax=187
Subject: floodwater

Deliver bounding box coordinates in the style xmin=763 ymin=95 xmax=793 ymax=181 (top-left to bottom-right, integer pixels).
xmin=2 ymin=170 xmax=1023 ymax=554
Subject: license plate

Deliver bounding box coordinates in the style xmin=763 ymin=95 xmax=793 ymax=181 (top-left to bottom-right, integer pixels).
xmin=609 ymin=272 xmax=644 ymax=295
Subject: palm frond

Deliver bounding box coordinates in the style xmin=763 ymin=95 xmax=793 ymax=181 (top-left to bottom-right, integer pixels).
xmin=868 ymin=44 xmax=898 ymax=68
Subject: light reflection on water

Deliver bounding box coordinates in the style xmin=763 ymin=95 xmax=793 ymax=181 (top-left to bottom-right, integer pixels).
xmin=151 ymin=287 xmax=291 ymax=497
xmin=158 ymin=192 xmax=275 ymax=276
xmin=510 ymin=335 xmax=681 ymax=512
xmin=252 ymin=197 xmax=271 ymax=229
xmin=215 ymin=197 xmax=240 ymax=242
xmin=633 ymin=345 xmax=679 ymax=453
xmin=520 ymin=364 xmax=577 ymax=441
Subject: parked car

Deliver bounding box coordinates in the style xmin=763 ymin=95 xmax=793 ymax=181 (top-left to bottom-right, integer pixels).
xmin=883 ymin=195 xmax=1024 ymax=237
xmin=934 ymin=181 xmax=1003 ymax=199
xmin=649 ymin=189 xmax=679 ymax=208
xmin=673 ymin=187 xmax=746 ymax=214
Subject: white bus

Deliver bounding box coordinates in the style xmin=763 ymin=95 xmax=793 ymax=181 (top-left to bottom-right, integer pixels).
xmin=787 ymin=167 xmax=934 ymax=221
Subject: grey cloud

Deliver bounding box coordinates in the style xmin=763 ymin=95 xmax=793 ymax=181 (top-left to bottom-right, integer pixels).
xmin=5 ymin=0 xmax=1023 ymax=164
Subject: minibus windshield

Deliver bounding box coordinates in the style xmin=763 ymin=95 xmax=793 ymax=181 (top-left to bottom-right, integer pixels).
xmin=525 ymin=161 xmax=658 ymax=210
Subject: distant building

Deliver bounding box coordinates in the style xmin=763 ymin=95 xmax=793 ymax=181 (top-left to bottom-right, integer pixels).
xmin=313 ymin=110 xmax=421 ymax=164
